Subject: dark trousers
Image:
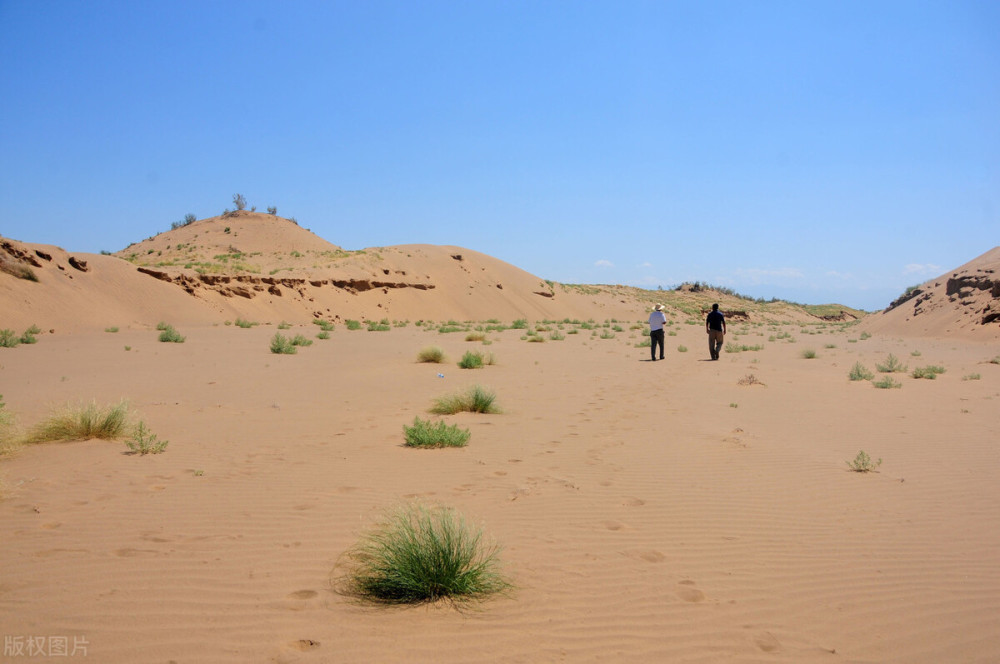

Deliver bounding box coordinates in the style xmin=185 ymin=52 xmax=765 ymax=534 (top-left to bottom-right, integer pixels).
xmin=650 ymin=329 xmax=665 ymax=360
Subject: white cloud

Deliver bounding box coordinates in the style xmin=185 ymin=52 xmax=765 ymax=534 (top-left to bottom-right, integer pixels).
xmin=637 ymin=262 xmax=653 ymax=269
xmin=595 ymin=259 xmax=614 ymax=268
xmin=825 ymin=270 xmax=853 ymax=281
xmin=903 ymin=263 xmax=942 ymax=276
xmin=732 ymin=267 xmax=803 ymax=284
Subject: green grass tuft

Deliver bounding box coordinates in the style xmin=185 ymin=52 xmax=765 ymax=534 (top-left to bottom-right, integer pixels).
xmin=403 ymin=418 xmax=471 ymax=448
xmin=0 ymin=329 xmax=20 ymax=348
xmin=270 ymin=333 xmax=297 ymax=354
xmin=234 ymin=318 xmax=257 ymax=328
xmin=337 ymin=503 xmax=510 ymax=604
xmin=911 ymin=365 xmax=946 ymax=379
xmin=345 ymin=319 xmax=362 ymax=330
xmin=125 ymin=421 xmax=169 ymax=455
xmin=157 ymin=325 xmax=185 ymax=343
xmin=801 ymin=349 xmax=817 ymax=359
xmin=872 ymin=375 xmax=901 ymax=389
xmin=458 ymin=350 xmax=485 ymax=369
xmin=876 ymin=354 xmax=907 ymax=373
xmin=849 ymin=362 xmax=874 ymax=381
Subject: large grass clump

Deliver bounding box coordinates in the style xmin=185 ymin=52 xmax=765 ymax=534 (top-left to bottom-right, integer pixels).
xmin=431 ymin=385 xmax=500 ymax=415
xmin=403 ymin=418 xmax=470 ymax=448
xmin=416 ymin=346 xmax=446 ymax=363
xmin=338 ymin=503 xmax=510 ymax=604
xmin=0 ymin=394 xmax=19 ymax=458
xmin=27 ymin=400 xmax=131 ymax=443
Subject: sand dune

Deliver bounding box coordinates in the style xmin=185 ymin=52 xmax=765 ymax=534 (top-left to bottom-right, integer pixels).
xmin=2 ymin=222 xmax=999 ymax=662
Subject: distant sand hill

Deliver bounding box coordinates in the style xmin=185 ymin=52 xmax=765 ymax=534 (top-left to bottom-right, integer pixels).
xmin=861 ymin=247 xmax=1000 ymax=341
xmin=8 ymin=213 xmax=993 ymax=338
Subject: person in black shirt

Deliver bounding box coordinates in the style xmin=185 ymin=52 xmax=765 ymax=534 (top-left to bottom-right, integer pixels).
xmin=705 ymin=303 xmax=726 ymax=360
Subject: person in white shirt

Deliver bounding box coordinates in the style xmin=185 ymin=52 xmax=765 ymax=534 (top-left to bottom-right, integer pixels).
xmin=648 ymin=303 xmax=667 ymax=361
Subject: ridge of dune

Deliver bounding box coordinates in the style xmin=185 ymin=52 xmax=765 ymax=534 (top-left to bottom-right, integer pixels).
xmin=3 ymin=214 xmax=865 ymax=333
xmin=861 ymin=246 xmax=1000 ymax=341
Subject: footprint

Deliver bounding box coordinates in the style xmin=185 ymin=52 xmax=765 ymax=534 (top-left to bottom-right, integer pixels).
xmin=622 ymin=497 xmax=645 ymax=507
xmin=286 ymin=590 xmax=318 ymax=600
xmin=754 ymin=632 xmax=781 ymax=653
xmin=602 ymin=520 xmax=626 ymax=531
xmin=676 ymin=581 xmax=705 ymax=602
xmin=638 ymin=550 xmax=665 ymax=563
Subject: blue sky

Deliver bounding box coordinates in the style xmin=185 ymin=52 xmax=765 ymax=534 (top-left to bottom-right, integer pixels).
xmin=1 ymin=1 xmax=997 ymax=310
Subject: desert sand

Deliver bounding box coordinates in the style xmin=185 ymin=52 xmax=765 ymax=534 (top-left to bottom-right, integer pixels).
xmin=1 ymin=220 xmax=998 ymax=663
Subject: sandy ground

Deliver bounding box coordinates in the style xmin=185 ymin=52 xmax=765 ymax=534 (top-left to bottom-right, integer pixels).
xmin=1 ymin=321 xmax=999 ymax=663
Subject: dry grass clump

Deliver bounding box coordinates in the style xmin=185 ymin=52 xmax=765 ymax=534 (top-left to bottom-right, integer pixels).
xmin=0 ymin=255 xmax=38 ymax=281
xmin=336 ymin=503 xmax=510 ymax=604
xmin=737 ymin=374 xmax=765 ymax=387
xmin=417 ymin=346 xmax=446 ymax=363
xmin=403 ymin=418 xmax=470 ymax=448
xmin=431 ymin=385 xmax=500 ymax=414
xmin=27 ymin=400 xmax=131 ymax=443
xmin=464 ymin=332 xmax=486 ymax=342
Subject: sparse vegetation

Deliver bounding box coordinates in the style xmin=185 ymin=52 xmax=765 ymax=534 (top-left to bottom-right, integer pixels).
xmin=876 ymin=354 xmax=907 ymax=373
xmin=872 ymin=375 xmax=901 ymax=389
xmin=847 ymin=450 xmax=882 ymax=473
xmin=801 ymin=349 xmax=817 ymax=359
xmin=290 ymin=334 xmax=312 ymax=347
xmin=431 ymin=385 xmax=500 ymax=415
xmin=345 ymin=319 xmax=362 ymax=331
xmin=403 ymin=418 xmax=471 ymax=448
xmin=27 ymin=400 xmax=131 ymax=443
xmin=465 ymin=332 xmax=486 ymax=342
xmin=0 ymin=329 xmax=21 ymax=348
xmin=737 ymin=374 xmax=765 ymax=386
xmin=337 ymin=502 xmax=510 ymax=604
xmin=316 ymin=331 xmax=330 ymax=340
xmin=849 ymin=362 xmax=875 ymax=381
xmin=963 ymin=373 xmax=981 ymax=381
xmin=234 ymin=318 xmax=258 ymax=329
xmin=677 ymin=345 xmax=688 ymax=353
xmin=105 ymin=326 xmax=119 ymax=333
xmin=459 ymin=351 xmax=484 ymax=369
xmin=0 ymin=395 xmax=19 ymax=458
xmin=725 ymin=342 xmax=764 ymax=353
xmin=233 ymin=193 xmax=247 ymax=211
xmin=912 ymin=365 xmax=946 ymax=379
xmin=270 ymin=333 xmax=297 ymax=354
xmin=157 ymin=324 xmax=185 ymax=343
xmin=125 ymin=421 xmax=169 ymax=455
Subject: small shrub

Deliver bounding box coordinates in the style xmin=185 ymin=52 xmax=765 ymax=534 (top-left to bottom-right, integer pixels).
xmin=458 ymin=351 xmax=484 ymax=369
xmin=105 ymin=326 xmax=119 ymax=333
xmin=991 ymin=356 xmax=1000 ymax=365
xmin=317 ymin=331 xmax=330 ymax=340
xmin=312 ymin=319 xmax=335 ymax=331
xmin=910 ymin=350 xmax=922 ymax=357
xmin=124 ymin=346 xmax=131 ymax=351
xmin=549 ymin=331 xmax=564 ymax=341
xmin=847 ymin=450 xmax=882 ymax=473
xmin=156 ymin=321 xmax=170 ymax=331
xmin=635 ymin=338 xmax=651 ymax=348
xmin=337 ymin=503 xmax=510 ymax=604
xmin=962 ymin=373 xmax=981 ymax=381
xmin=0 ymin=329 xmax=20 ymax=348
xmin=824 ymin=343 xmax=837 ymax=349
xmin=234 ymin=318 xmax=257 ymax=329
xmin=876 ymin=354 xmax=907 ymax=373
xmin=345 ymin=319 xmax=362 ymax=331
xmin=859 ymin=331 xmax=872 ymax=340
xmin=125 ymin=421 xmax=169 ymax=455
xmin=233 ymin=193 xmax=247 ymax=211
xmin=511 ymin=319 xmax=528 ymax=329
xmin=677 ymin=345 xmax=688 ymax=353
xmin=872 ymin=375 xmax=901 ymax=389
xmin=912 ymin=365 xmax=946 ymax=379
xmin=725 ymin=343 xmax=763 ymax=353
xmin=801 ymin=349 xmax=817 ymax=359
xmin=28 ymin=400 xmax=131 ymax=443
xmin=737 ymin=374 xmax=765 ymax=387
xmin=431 ymin=385 xmax=500 ymax=415
xmin=403 ymin=418 xmax=470 ymax=448
xmin=277 ymin=321 xmax=291 ymax=330
xmin=19 ymin=327 xmax=38 ymax=344
xmin=599 ymin=330 xmax=615 ymax=339
xmin=849 ymin=362 xmax=874 ymax=381
xmin=290 ymin=334 xmax=312 ymax=347
xmin=267 ymin=206 xmax=277 ymax=215
xmin=270 ymin=333 xmax=297 ymax=354
xmin=158 ymin=325 xmax=185 ymax=343
xmin=0 ymin=395 xmax=19 ymax=458
xmin=465 ymin=332 xmax=486 ymax=342
xmin=527 ymin=335 xmax=545 ymax=343
xmin=367 ymin=321 xmax=391 ymax=332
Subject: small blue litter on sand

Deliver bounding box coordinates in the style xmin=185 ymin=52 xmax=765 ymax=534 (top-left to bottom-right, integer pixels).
xmin=437 ymin=373 xmax=445 ymax=378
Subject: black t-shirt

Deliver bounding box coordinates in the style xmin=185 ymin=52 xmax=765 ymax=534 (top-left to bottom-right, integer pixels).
xmin=706 ymin=310 xmax=725 ymax=331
